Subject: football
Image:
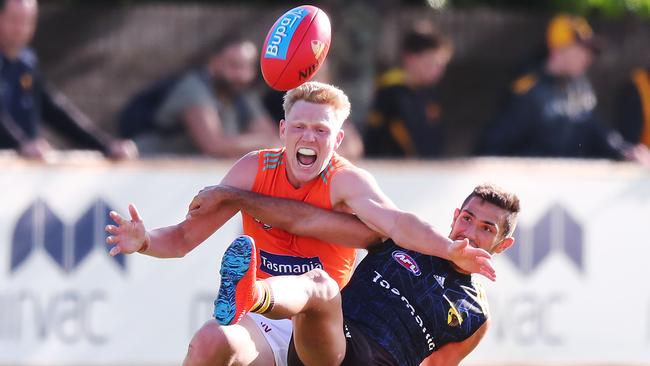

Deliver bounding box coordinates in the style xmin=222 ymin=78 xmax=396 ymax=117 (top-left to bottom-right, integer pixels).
xmin=260 ymin=5 xmax=331 ymax=91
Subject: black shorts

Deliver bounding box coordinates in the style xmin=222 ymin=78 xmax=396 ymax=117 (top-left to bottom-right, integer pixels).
xmin=287 ymin=318 xmax=397 ymax=366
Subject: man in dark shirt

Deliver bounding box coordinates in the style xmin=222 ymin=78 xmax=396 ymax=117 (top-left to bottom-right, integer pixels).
xmin=476 ymin=14 xmax=649 ymax=164
xmin=201 ymin=183 xmax=519 ymax=366
xmin=0 ymin=0 xmax=137 ymax=160
xmin=364 ymin=25 xmax=453 ymax=158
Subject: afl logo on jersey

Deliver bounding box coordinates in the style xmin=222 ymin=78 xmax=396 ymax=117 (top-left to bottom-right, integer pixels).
xmin=391 ymin=250 xmax=421 ymax=276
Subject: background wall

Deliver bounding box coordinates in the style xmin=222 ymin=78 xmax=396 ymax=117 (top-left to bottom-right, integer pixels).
xmin=0 ymin=157 xmax=649 ymax=365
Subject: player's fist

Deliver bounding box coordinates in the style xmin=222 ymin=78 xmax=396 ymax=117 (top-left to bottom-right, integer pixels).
xmin=187 ymin=185 xmax=234 ymax=219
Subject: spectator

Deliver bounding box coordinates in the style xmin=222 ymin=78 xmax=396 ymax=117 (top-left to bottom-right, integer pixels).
xmin=119 ymin=34 xmax=278 ymax=158
xmin=475 ymin=14 xmax=650 ymax=163
xmin=262 ymin=60 xmax=364 ymax=159
xmin=0 ymin=0 xmax=137 ymax=160
xmin=616 ymin=66 xmax=650 ymax=148
xmin=363 ymin=24 xmax=453 ymax=158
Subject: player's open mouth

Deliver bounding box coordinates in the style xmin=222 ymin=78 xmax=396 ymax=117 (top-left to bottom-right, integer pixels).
xmin=297 ymin=148 xmax=317 ymax=167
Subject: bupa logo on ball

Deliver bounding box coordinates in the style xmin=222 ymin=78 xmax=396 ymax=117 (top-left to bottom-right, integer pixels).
xmin=392 ymin=251 xmax=421 ymax=276
xmin=264 ymin=7 xmax=310 ymax=60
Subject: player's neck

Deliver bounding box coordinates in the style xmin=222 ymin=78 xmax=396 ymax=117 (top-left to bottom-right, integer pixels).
xmin=284 ymin=168 xmax=307 ymax=189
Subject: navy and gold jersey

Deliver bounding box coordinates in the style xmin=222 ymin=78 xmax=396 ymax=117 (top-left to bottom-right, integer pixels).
xmin=364 ymin=69 xmax=443 ymax=158
xmin=341 ymin=240 xmax=488 ymax=366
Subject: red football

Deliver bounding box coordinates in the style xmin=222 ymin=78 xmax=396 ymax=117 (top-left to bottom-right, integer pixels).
xmin=260 ymin=5 xmax=331 ymax=91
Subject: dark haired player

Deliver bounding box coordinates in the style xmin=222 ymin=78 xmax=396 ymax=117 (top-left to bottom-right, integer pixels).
xmin=210 ymin=183 xmax=520 ymax=365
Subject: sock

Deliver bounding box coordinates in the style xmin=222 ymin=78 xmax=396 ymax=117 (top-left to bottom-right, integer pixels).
xmin=250 ymin=281 xmax=275 ymax=314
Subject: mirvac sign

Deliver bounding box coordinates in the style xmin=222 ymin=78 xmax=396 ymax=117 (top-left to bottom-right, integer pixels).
xmin=489 ymin=204 xmax=583 ymax=346
xmin=1 ymin=199 xmax=121 ymax=345
xmin=1 ymin=162 xmax=649 ymax=365
xmin=474 ymin=192 xmax=650 ymax=364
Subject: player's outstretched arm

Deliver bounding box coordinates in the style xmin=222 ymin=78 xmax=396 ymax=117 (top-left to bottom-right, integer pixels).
xmin=106 ymin=203 xmax=237 ymax=258
xmin=105 ymin=152 xmax=257 ymax=258
xmin=331 ymin=168 xmax=496 ymax=281
xmin=188 ymin=184 xmax=380 ymax=248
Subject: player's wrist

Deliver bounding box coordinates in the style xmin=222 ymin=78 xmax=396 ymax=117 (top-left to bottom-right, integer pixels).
xmin=446 ymin=239 xmax=460 ymax=262
xmin=137 ymin=232 xmax=151 ymax=254
xmin=220 ymin=185 xmax=239 ymax=204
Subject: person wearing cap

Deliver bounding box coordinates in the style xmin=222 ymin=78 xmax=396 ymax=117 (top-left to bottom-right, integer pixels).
xmin=475 ymin=14 xmax=650 ymax=164
xmin=364 ymin=25 xmax=453 ymax=158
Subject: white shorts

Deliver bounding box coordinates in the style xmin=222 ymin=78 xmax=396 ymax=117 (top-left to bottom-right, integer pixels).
xmin=248 ymin=313 xmax=293 ymax=366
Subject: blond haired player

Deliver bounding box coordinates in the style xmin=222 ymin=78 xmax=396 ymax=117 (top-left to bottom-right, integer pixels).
xmin=106 ymin=82 xmax=495 ymax=366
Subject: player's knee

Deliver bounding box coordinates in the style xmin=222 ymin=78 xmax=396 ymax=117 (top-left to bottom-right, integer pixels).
xmin=305 ymin=268 xmax=340 ymax=304
xmin=184 ymin=321 xmax=235 ymax=366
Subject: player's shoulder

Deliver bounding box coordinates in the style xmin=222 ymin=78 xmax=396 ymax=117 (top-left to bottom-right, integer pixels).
xmin=330 ymin=162 xmax=375 ymax=189
xmin=257 ymin=147 xmax=285 ymax=160
xmin=330 ymin=151 xmax=355 ymax=169
xmin=222 ymin=151 xmax=262 ymax=189
xmin=237 ymin=148 xmax=287 ymax=173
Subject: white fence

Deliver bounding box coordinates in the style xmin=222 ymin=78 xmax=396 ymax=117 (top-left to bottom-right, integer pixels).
xmin=1 ymin=157 xmax=649 ymax=365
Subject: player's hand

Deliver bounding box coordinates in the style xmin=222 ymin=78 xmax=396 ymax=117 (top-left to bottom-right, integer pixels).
xmin=448 ymin=238 xmax=496 ymax=281
xmin=186 ymin=185 xmax=231 ymax=219
xmin=105 ymin=204 xmax=148 ymax=256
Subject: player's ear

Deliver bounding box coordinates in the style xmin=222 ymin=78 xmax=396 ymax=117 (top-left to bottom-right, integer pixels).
xmin=451 ymin=208 xmax=460 ymax=229
xmin=334 ymin=128 xmax=345 ymax=150
xmin=279 ymin=119 xmax=286 ymax=139
xmin=493 ymin=237 xmax=514 ymax=254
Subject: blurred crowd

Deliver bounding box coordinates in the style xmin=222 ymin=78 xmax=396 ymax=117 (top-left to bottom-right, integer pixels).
xmin=1 ymin=0 xmax=649 ymax=165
